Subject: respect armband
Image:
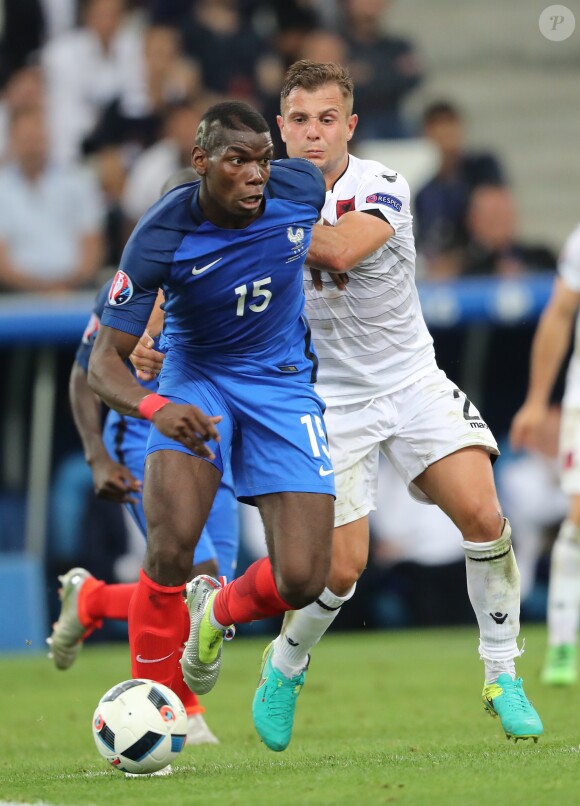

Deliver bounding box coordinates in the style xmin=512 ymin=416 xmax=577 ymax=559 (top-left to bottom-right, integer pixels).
xmin=137 ymin=393 xmax=170 ymax=421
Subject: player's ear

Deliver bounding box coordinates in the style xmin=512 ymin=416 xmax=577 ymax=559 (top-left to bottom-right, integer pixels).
xmin=191 ymin=145 xmax=207 ymax=176
xmin=346 ymin=113 xmax=358 ymax=142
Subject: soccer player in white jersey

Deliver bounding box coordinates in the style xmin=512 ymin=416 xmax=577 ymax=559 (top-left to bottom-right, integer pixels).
xmin=511 ymin=222 xmax=580 ymax=685
xmin=251 ymin=60 xmax=543 ymax=750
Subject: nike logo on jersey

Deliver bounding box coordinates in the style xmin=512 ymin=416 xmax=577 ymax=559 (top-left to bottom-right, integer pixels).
xmin=319 ymin=466 xmax=334 ymax=477
xmin=136 ymin=651 xmax=175 ymax=664
xmin=192 ymin=258 xmax=222 ymax=275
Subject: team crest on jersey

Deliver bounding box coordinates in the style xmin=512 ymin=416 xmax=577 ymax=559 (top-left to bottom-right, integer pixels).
xmin=81 ymin=312 xmax=100 ymax=344
xmin=366 ymin=193 xmax=402 ymax=212
xmin=287 ymin=227 xmax=304 ymax=247
xmin=336 ymin=197 xmax=355 ymax=219
xmin=108 ymin=270 xmax=133 ymax=306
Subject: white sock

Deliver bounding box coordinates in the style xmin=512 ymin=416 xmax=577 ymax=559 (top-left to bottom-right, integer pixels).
xmin=463 ymin=519 xmax=521 ymax=683
xmin=547 ymin=520 xmax=580 ymax=647
xmin=271 ymin=585 xmax=356 ymax=678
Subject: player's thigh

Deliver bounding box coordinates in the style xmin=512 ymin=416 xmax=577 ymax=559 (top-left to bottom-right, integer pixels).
xmin=414 ymin=446 xmax=502 ymax=536
xmin=257 ymin=490 xmax=334 ymax=592
xmin=385 ymin=372 xmax=499 ymax=504
xmin=325 ymin=399 xmax=394 ymax=527
xmin=143 ymin=449 xmax=221 ymax=557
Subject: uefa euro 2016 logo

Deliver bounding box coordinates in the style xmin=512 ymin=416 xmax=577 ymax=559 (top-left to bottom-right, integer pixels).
xmin=108 ymin=270 xmax=134 ymax=306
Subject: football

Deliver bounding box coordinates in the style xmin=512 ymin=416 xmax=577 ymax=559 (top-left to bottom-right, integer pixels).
xmin=92 ymin=679 xmax=187 ymax=774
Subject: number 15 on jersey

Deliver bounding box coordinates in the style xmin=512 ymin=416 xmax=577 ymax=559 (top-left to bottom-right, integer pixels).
xmin=235 ymin=278 xmax=272 ymax=316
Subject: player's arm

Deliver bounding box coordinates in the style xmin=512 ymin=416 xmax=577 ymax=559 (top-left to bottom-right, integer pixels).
xmin=128 ymin=289 xmax=166 ymax=381
xmin=69 ymin=360 xmax=141 ymax=503
xmin=88 ymin=325 xmax=221 ymax=459
xmin=307 ymin=211 xmax=394 ymax=273
xmin=510 ymin=276 xmax=580 ymax=450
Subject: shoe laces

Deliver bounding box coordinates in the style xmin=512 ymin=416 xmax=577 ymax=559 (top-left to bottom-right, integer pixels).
xmin=500 ymin=678 xmax=531 ymax=713
xmin=265 ymin=675 xmax=303 ymax=722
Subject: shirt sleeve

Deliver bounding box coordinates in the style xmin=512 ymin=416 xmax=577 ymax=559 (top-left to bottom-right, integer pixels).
xmin=100 ymin=216 xmax=170 ymax=337
xmin=268 ymin=159 xmax=326 ymax=215
xmin=558 ymin=224 xmax=580 ymax=292
xmin=355 ymin=170 xmax=412 ymax=235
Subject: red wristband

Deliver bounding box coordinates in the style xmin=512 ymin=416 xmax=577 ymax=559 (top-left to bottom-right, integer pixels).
xmin=137 ymin=393 xmax=170 ymax=421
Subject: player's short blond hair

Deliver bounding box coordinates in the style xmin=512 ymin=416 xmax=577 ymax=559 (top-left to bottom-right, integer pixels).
xmin=280 ymin=60 xmax=354 ymax=116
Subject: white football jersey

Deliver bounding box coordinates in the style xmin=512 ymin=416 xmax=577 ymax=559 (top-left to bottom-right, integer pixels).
xmin=305 ymin=153 xmax=437 ymax=405
xmin=559 ymin=223 xmax=580 ymax=407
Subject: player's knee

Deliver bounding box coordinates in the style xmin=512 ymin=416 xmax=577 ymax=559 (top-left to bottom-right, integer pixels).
xmin=459 ymin=501 xmax=504 ymax=542
xmin=276 ymin=569 xmax=325 ymax=610
xmin=327 ymin=563 xmax=364 ymax=596
xmin=145 ymin=541 xmax=191 ymax=584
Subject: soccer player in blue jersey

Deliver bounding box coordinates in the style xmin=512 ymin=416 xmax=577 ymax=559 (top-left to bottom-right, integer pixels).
xmin=87 ymin=101 xmax=335 ymax=701
xmin=48 ymin=279 xmax=239 ymax=744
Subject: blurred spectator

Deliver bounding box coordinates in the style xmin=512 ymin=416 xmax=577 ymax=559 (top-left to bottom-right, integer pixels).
xmin=0 ymin=0 xmax=45 ymax=86
xmin=95 ymin=146 xmax=127 ymax=267
xmin=414 ymin=101 xmax=506 ymax=276
xmin=147 ymin=0 xmax=193 ymax=26
xmin=0 ymin=106 xmax=104 ymax=292
xmin=120 ymin=99 xmax=205 ymax=230
xmin=41 ymin=0 xmax=78 ymax=41
xmin=42 ymin=0 xmax=143 ymax=164
xmin=298 ymin=27 xmax=348 ymax=65
xmin=0 ymin=65 xmax=46 ymax=161
xmin=261 ymin=0 xmax=323 ymax=68
xmin=462 ymin=185 xmax=557 ymax=277
xmin=338 ymin=0 xmax=423 ymax=140
xmin=181 ymin=0 xmax=282 ymax=104
xmin=84 ymin=24 xmax=200 ymax=157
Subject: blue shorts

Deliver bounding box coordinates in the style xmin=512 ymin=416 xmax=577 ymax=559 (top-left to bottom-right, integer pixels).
xmin=103 ymin=412 xmax=238 ymax=575
xmin=147 ymin=351 xmax=336 ymax=503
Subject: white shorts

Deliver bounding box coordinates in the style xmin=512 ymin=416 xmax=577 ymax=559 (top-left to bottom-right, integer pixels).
xmin=559 ymin=407 xmax=580 ymax=495
xmin=324 ymin=369 xmax=499 ymax=527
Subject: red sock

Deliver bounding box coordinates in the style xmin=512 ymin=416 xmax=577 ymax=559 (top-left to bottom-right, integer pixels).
xmin=129 ymin=569 xmax=185 ymax=687
xmin=78 ymin=580 xmax=136 ymax=627
xmin=213 ymin=557 xmax=291 ymax=625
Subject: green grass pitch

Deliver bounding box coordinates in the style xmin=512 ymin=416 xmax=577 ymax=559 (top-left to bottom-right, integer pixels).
xmin=0 ymin=625 xmax=578 ymax=805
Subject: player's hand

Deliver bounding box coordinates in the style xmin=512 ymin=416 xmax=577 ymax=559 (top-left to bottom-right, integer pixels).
xmin=91 ymin=458 xmax=142 ymax=503
xmin=509 ymin=402 xmax=547 ymax=452
xmin=152 ymin=402 xmax=222 ymax=459
xmin=130 ymin=331 xmax=165 ymax=381
xmin=310 ymin=268 xmax=349 ymax=291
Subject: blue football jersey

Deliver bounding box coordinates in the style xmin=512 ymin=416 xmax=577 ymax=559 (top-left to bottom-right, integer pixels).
xmin=100 ymin=158 xmax=325 ymax=370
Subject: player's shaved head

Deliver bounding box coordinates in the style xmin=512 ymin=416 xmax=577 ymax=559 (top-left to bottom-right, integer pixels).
xmin=196 ymin=101 xmax=270 ymax=154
